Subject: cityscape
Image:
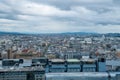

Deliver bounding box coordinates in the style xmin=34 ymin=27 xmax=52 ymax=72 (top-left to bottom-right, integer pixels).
xmin=0 ymin=32 xmax=120 ymax=80
xmin=0 ymin=0 xmax=120 ymax=80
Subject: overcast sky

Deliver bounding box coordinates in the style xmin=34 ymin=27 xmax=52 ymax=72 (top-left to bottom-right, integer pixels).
xmin=0 ymin=0 xmax=120 ymax=33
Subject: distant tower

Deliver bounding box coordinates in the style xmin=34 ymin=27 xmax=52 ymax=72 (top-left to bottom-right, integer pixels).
xmin=7 ymin=48 xmax=13 ymax=59
xmin=101 ymin=35 xmax=105 ymax=42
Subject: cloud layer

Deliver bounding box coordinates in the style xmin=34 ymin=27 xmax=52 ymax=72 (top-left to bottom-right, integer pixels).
xmin=0 ymin=0 xmax=120 ymax=33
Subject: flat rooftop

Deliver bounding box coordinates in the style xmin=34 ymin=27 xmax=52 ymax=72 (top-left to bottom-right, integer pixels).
xmin=67 ymin=59 xmax=80 ymax=62
xmin=80 ymin=58 xmax=96 ymax=63
xmin=50 ymin=59 xmax=65 ymax=63
xmin=0 ymin=66 xmax=44 ymax=72
xmin=46 ymin=72 xmax=109 ymax=77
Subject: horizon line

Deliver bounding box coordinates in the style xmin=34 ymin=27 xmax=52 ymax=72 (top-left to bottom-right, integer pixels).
xmin=0 ymin=31 xmax=120 ymax=34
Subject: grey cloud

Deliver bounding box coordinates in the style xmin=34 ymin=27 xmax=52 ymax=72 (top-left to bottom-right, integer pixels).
xmin=95 ymin=20 xmax=120 ymax=25
xmin=113 ymin=0 xmax=120 ymax=4
xmin=0 ymin=0 xmax=120 ymax=33
xmin=29 ymin=0 xmax=113 ymax=10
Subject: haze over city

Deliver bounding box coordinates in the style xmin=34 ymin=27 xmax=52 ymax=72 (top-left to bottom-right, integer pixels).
xmin=0 ymin=0 xmax=120 ymax=33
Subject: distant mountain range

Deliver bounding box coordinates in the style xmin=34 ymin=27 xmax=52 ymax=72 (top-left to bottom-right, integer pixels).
xmin=0 ymin=31 xmax=120 ymax=37
xmin=0 ymin=31 xmax=24 ymax=35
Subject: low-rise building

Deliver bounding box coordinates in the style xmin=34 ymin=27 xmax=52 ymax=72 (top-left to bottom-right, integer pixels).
xmin=0 ymin=67 xmax=45 ymax=80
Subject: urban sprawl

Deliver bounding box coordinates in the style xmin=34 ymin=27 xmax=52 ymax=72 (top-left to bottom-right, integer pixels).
xmin=0 ymin=33 xmax=120 ymax=80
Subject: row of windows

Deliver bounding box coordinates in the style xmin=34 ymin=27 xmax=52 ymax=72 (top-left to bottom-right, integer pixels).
xmin=67 ymin=69 xmax=80 ymax=72
xmin=0 ymin=73 xmax=26 ymax=75
xmin=0 ymin=78 xmax=26 ymax=80
xmin=0 ymin=76 xmax=26 ymax=77
xmin=83 ymin=67 xmax=96 ymax=72
xmin=0 ymin=77 xmax=26 ymax=78
xmin=49 ymin=69 xmax=65 ymax=72
xmin=35 ymin=74 xmax=44 ymax=80
xmin=48 ymin=67 xmax=96 ymax=72
xmin=35 ymin=79 xmax=42 ymax=80
xmin=35 ymin=75 xmax=44 ymax=78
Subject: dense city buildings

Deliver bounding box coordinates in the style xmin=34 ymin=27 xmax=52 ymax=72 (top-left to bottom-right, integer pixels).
xmin=0 ymin=0 xmax=120 ymax=79
xmin=0 ymin=33 xmax=120 ymax=80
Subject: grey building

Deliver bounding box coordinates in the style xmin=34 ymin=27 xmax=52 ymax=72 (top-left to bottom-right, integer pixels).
xmin=67 ymin=59 xmax=81 ymax=72
xmin=45 ymin=72 xmax=120 ymax=80
xmin=0 ymin=67 xmax=45 ymax=80
xmin=46 ymin=58 xmax=106 ymax=73
xmin=48 ymin=59 xmax=66 ymax=72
